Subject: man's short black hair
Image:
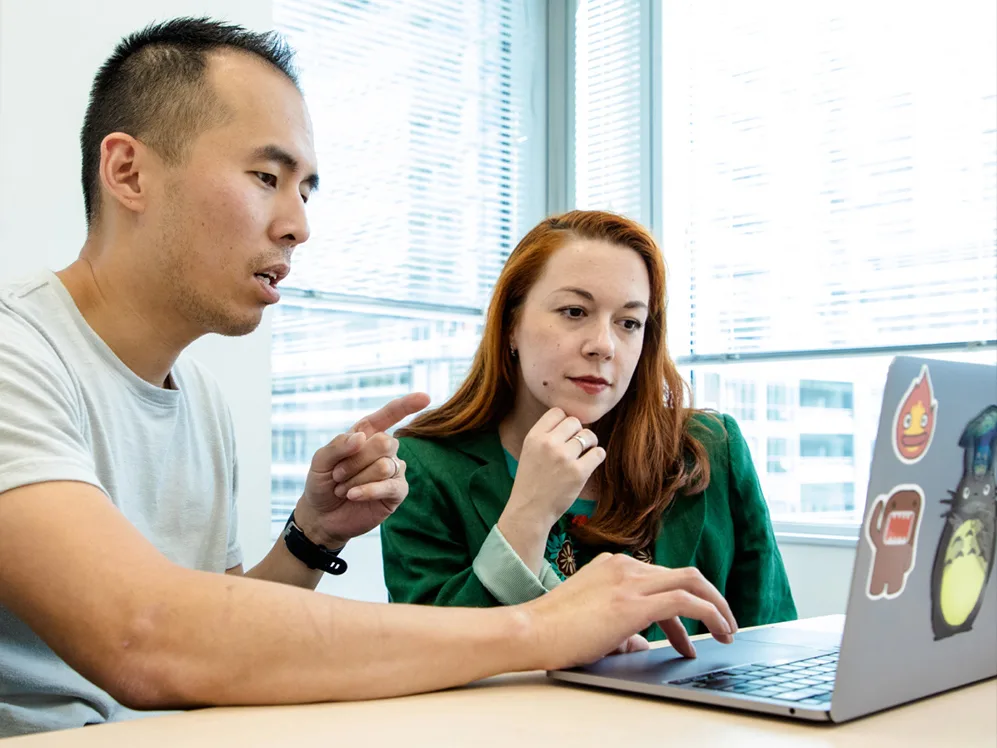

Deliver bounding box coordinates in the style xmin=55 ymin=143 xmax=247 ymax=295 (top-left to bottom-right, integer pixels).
xmin=80 ymin=17 xmax=299 ymax=228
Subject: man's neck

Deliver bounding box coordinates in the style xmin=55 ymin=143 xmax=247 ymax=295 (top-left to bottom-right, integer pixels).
xmin=56 ymin=249 xmax=200 ymax=388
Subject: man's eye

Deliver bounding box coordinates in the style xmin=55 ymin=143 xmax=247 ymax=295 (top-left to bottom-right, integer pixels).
xmin=257 ymin=172 xmax=278 ymax=188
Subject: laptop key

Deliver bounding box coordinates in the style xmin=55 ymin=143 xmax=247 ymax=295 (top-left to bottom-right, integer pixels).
xmin=744 ymin=686 xmax=784 ymax=697
xmin=770 ymin=688 xmax=824 ymax=702
xmin=799 ymin=698 xmax=830 ymax=707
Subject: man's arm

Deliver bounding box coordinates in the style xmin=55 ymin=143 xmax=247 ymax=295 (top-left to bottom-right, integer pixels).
xmin=230 ymin=394 xmax=430 ymax=590
xmin=0 ymin=480 xmax=737 ymax=710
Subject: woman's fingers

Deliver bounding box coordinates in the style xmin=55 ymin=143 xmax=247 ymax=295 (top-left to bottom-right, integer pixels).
xmin=659 ymin=616 xmax=697 ymax=658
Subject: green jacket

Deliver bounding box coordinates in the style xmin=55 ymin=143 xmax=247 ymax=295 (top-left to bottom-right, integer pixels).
xmin=381 ymin=413 xmax=796 ymax=640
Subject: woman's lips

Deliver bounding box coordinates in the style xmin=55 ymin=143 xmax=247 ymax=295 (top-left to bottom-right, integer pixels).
xmin=569 ymin=377 xmax=609 ymax=395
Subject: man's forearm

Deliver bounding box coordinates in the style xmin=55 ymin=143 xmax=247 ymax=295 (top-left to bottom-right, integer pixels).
xmin=0 ymin=482 xmax=539 ymax=710
xmin=114 ymin=567 xmax=538 ymax=708
xmin=242 ymin=535 xmax=324 ymax=589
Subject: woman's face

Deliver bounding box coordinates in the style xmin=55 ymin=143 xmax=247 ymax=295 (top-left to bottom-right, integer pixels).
xmin=510 ymin=239 xmax=651 ymax=425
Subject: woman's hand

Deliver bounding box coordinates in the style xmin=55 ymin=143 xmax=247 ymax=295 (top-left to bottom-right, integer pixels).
xmin=497 ymin=408 xmax=606 ymax=574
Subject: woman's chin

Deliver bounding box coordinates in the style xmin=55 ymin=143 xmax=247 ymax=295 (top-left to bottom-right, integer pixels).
xmin=553 ymin=401 xmax=611 ymax=427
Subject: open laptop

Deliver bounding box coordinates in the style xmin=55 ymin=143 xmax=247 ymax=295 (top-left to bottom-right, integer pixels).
xmin=549 ymin=356 xmax=997 ymax=723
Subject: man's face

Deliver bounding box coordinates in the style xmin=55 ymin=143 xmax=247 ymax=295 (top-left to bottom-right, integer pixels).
xmin=149 ymin=51 xmax=318 ymax=337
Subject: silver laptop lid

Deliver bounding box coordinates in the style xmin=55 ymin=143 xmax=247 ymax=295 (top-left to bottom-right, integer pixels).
xmin=831 ymin=356 xmax=997 ymax=722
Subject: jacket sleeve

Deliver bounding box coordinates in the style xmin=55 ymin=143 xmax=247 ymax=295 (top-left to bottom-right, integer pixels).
xmin=381 ymin=443 xmax=558 ymax=607
xmin=721 ymin=415 xmax=798 ymax=626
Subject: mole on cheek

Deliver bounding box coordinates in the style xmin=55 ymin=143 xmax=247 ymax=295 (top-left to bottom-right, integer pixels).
xmin=542 ymin=381 xmax=549 ymax=387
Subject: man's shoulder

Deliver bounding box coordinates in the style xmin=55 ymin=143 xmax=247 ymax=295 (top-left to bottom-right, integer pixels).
xmin=0 ymin=274 xmax=75 ymax=373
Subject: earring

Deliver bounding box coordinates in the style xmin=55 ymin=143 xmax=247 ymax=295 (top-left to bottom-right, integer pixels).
xmin=510 ymin=346 xmax=518 ymax=358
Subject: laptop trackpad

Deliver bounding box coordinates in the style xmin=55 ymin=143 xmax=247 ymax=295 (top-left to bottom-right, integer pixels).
xmin=737 ymin=624 xmax=843 ymax=650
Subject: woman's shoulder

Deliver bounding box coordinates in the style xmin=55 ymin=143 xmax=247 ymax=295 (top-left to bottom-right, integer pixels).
xmin=686 ymin=410 xmax=750 ymax=469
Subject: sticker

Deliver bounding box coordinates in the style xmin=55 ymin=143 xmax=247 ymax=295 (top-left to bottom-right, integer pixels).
xmin=929 ymin=405 xmax=997 ymax=640
xmin=865 ymin=484 xmax=925 ymax=600
xmin=892 ymin=365 xmax=938 ymax=464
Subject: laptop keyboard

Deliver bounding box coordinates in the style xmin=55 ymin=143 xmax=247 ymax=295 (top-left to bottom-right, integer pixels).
xmin=669 ymin=650 xmax=839 ymax=707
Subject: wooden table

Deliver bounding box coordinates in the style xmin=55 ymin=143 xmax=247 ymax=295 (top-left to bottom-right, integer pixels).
xmin=7 ymin=617 xmax=995 ymax=747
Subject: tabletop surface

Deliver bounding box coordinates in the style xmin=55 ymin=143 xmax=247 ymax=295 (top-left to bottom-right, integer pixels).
xmin=6 ymin=616 xmax=995 ymax=748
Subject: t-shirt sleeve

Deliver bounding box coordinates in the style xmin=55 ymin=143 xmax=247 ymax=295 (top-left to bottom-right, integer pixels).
xmin=224 ymin=406 xmax=243 ymax=570
xmin=0 ymin=314 xmax=104 ymax=497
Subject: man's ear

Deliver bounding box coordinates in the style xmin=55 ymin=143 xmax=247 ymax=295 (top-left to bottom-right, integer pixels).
xmin=98 ymin=132 xmax=157 ymax=216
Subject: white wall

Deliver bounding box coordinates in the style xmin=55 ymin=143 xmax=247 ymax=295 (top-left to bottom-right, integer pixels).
xmin=0 ymin=0 xmax=274 ymax=565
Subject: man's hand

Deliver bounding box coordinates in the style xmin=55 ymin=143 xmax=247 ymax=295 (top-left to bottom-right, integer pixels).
xmin=523 ymin=553 xmax=738 ymax=670
xmin=294 ymin=392 xmax=430 ymax=548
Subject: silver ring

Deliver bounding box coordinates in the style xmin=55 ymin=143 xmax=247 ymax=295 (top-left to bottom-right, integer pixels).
xmin=571 ymin=434 xmax=588 ymax=452
xmin=388 ymin=457 xmax=401 ymax=479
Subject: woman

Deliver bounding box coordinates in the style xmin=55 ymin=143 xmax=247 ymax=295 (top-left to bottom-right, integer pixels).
xmin=378 ymin=210 xmax=796 ymax=640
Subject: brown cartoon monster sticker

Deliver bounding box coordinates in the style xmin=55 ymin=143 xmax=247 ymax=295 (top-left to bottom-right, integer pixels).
xmin=893 ymin=365 xmax=938 ymax=464
xmin=865 ymin=485 xmax=925 ymax=600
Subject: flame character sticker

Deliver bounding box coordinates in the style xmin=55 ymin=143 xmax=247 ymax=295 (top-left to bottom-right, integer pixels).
xmin=866 ymin=485 xmax=925 ymax=600
xmin=893 ymin=365 xmax=938 ymax=464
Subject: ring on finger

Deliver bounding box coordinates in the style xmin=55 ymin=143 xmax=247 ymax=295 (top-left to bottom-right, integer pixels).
xmin=571 ymin=434 xmax=588 ymax=452
xmin=388 ymin=456 xmax=401 ymax=479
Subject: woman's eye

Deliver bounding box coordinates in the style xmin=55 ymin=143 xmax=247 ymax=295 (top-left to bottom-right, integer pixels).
xmin=620 ymin=319 xmax=644 ymax=332
xmin=257 ymin=172 xmax=278 ymax=188
xmin=561 ymin=307 xmax=585 ymax=319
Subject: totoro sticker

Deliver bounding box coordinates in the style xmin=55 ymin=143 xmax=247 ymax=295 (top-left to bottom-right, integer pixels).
xmin=865 ymin=484 xmax=925 ymax=600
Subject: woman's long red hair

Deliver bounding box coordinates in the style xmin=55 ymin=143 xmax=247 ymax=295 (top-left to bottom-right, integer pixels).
xmin=398 ymin=210 xmax=711 ymax=550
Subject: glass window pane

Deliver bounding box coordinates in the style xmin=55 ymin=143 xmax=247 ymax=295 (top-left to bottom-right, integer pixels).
xmin=270 ymin=0 xmax=538 ymax=539
xmin=687 ymin=350 xmax=995 ymax=524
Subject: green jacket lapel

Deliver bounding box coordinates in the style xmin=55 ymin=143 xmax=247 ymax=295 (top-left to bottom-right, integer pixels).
xmin=449 ymin=431 xmax=514 ymax=532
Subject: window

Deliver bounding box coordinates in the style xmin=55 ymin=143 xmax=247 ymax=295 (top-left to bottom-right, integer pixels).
xmin=724 ymin=380 xmax=756 ymax=421
xmin=801 ymin=483 xmax=856 ymax=513
xmin=766 ymin=383 xmax=790 ymax=421
xmin=270 ymin=0 xmax=542 ymax=538
xmin=574 ymin=0 xmax=644 ymax=219
xmin=800 ymin=381 xmax=854 ymax=412
xmin=800 ymin=434 xmax=854 ymax=461
xmin=701 ymin=372 xmax=720 ymax=404
xmin=767 ymin=437 xmax=790 ymax=474
xmin=652 ymin=0 xmax=996 ymax=526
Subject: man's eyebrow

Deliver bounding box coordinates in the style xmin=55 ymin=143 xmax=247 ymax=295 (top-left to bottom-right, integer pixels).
xmin=252 ymin=144 xmax=319 ymax=191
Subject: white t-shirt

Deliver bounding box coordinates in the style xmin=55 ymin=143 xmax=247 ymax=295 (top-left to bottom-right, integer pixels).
xmin=0 ymin=272 xmax=242 ymax=737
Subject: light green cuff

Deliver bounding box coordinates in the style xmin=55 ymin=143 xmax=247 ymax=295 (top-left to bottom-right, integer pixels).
xmin=472 ymin=525 xmax=562 ymax=605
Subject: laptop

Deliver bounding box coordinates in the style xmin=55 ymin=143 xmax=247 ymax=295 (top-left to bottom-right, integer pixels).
xmin=549 ymin=356 xmax=997 ymax=723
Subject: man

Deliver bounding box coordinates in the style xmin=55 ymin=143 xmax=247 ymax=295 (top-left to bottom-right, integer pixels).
xmin=0 ymin=18 xmax=737 ymax=737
